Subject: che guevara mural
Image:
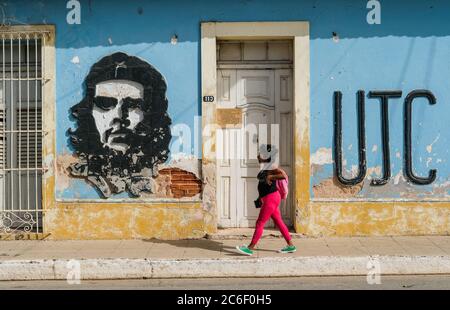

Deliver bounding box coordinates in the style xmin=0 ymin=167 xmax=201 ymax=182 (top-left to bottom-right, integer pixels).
xmin=67 ymin=52 xmax=174 ymax=198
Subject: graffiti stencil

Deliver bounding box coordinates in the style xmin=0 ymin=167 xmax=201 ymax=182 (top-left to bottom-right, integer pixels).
xmin=68 ymin=52 xmax=172 ymax=198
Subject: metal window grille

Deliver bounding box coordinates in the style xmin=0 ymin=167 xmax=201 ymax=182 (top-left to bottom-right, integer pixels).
xmin=0 ymin=31 xmax=46 ymax=234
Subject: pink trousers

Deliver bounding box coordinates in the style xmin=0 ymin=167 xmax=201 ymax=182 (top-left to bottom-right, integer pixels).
xmin=251 ymin=191 xmax=292 ymax=245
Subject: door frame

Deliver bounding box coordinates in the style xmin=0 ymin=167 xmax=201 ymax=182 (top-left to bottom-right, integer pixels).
xmin=200 ymin=22 xmax=310 ymax=232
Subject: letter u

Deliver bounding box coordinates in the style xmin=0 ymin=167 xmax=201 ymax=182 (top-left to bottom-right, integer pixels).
xmin=333 ymin=90 xmax=367 ymax=185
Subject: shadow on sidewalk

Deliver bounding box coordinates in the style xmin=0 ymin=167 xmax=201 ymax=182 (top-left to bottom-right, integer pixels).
xmin=141 ymin=238 xmax=249 ymax=257
xmin=142 ymin=238 xmax=281 ymax=257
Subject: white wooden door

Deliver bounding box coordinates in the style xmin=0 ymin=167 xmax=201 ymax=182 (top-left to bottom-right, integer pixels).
xmin=217 ymin=69 xmax=293 ymax=228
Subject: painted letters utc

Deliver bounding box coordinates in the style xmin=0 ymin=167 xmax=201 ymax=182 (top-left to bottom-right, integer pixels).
xmin=333 ymin=89 xmax=437 ymax=186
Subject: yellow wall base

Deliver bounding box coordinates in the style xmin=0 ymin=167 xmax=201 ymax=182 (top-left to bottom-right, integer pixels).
xmin=44 ymin=203 xmax=214 ymax=240
xmin=296 ymin=202 xmax=450 ymax=236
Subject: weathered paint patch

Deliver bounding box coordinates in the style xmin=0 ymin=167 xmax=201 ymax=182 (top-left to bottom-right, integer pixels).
xmin=200 ymin=161 xmax=217 ymax=234
xmin=426 ymin=134 xmax=440 ymax=154
xmin=311 ymin=147 xmax=333 ymax=175
xmin=366 ymin=166 xmax=382 ymax=179
xmin=163 ymin=155 xmax=201 ymax=177
xmin=313 ymin=164 xmax=450 ymax=200
xmin=71 ymin=56 xmax=80 ymax=64
xmin=43 ymin=153 xmax=55 ymax=180
xmin=216 ymin=108 xmax=242 ymax=128
xmin=55 ymin=152 xmax=78 ymax=194
xmin=311 ymin=147 xmax=333 ymax=166
xmin=312 ymin=177 xmax=364 ymax=199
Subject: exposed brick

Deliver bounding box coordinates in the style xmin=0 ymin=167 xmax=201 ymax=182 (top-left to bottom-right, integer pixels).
xmin=175 ymin=184 xmax=201 ymax=190
xmin=171 ymin=174 xmax=198 ymax=181
xmin=157 ymin=167 xmax=202 ymax=198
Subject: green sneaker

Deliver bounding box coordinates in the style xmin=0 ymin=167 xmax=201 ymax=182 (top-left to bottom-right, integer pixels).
xmin=236 ymin=245 xmax=254 ymax=256
xmin=279 ymin=245 xmax=297 ymax=254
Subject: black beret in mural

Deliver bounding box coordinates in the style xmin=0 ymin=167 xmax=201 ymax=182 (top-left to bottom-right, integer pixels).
xmin=68 ymin=52 xmax=172 ymax=198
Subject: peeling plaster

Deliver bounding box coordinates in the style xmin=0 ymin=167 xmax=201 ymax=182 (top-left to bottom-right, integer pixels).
xmin=393 ymin=170 xmax=404 ymax=185
xmin=311 ymin=147 xmax=333 ymax=166
xmin=382 ymin=171 xmax=439 ymax=199
xmin=71 ymin=56 xmax=80 ymax=64
xmin=55 ymin=152 xmax=78 ymax=193
xmin=432 ymin=180 xmax=450 ymax=196
xmin=201 ymin=162 xmax=216 ymax=215
xmin=366 ymin=166 xmax=382 ymax=180
xmin=164 ymin=154 xmax=201 ymax=177
xmin=350 ymin=165 xmax=359 ymax=178
xmin=312 ymin=177 xmax=364 ymax=199
xmin=313 ymin=166 xmax=450 ymax=200
xmin=426 ymin=134 xmax=440 ymax=153
xmin=311 ymin=147 xmax=333 ymax=175
xmin=43 ymin=153 xmax=55 ymax=180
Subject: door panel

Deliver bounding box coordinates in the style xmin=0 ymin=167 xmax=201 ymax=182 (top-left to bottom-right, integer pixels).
xmin=275 ymin=69 xmax=293 ymax=225
xmin=241 ymin=106 xmax=274 ymax=168
xmin=217 ymin=69 xmax=237 ymax=109
xmin=217 ymin=128 xmax=240 ymax=227
xmin=237 ymin=70 xmax=274 ymax=108
xmin=239 ymin=177 xmax=260 ymax=227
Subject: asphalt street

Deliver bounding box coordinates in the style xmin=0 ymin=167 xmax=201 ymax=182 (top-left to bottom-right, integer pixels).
xmin=1 ymin=275 xmax=449 ymax=290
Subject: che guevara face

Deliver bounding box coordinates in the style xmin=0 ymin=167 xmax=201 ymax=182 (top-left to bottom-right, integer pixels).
xmin=68 ymin=52 xmax=174 ymax=199
xmin=92 ymin=80 xmax=144 ymax=153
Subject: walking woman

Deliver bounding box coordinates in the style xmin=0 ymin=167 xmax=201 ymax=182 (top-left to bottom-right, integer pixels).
xmin=236 ymin=144 xmax=296 ymax=256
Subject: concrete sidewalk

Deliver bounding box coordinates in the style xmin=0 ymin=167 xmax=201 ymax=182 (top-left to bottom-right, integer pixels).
xmin=1 ymin=235 xmax=450 ymax=280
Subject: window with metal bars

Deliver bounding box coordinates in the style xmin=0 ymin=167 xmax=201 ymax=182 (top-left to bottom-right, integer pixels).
xmin=0 ymin=33 xmax=44 ymax=233
xmin=0 ymin=104 xmax=5 ymax=170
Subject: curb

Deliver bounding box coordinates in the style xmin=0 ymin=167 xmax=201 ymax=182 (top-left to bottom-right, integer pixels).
xmin=1 ymin=255 xmax=450 ymax=280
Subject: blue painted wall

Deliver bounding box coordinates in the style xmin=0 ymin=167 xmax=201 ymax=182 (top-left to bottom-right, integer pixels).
xmin=2 ymin=0 xmax=449 ymax=199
